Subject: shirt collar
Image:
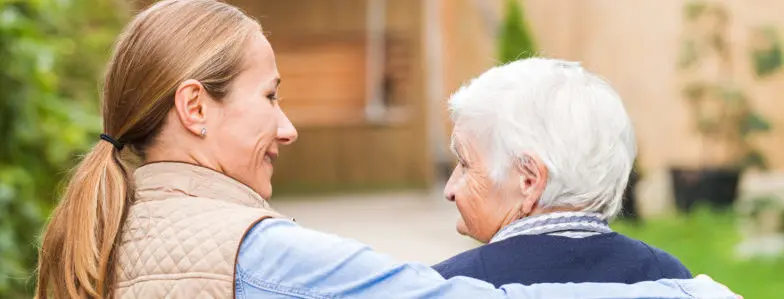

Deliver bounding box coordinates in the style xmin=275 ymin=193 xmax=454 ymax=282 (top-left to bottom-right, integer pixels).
xmin=133 ymin=161 xmax=272 ymax=209
xmin=490 ymin=211 xmax=612 ymax=243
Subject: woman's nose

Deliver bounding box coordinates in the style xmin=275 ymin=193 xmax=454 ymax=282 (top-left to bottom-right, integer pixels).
xmin=276 ymin=108 xmax=298 ymax=145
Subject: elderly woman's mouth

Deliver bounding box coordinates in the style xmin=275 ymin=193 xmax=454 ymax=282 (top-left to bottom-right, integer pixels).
xmin=264 ymin=151 xmax=278 ymax=164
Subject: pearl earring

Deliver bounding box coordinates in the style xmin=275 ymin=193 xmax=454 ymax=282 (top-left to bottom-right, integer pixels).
xmin=200 ymin=127 xmax=207 ymax=137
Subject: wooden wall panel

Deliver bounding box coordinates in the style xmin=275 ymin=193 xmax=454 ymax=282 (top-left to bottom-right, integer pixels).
xmin=275 ymin=37 xmax=368 ymax=126
xmin=228 ymin=0 xmax=433 ymax=194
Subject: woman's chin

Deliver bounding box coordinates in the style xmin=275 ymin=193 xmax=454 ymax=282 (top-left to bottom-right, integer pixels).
xmin=260 ymin=183 xmax=272 ymax=199
xmin=248 ymin=180 xmax=272 ymax=199
xmin=262 ymin=159 xmax=274 ymax=175
xmin=456 ymin=219 xmax=469 ymax=236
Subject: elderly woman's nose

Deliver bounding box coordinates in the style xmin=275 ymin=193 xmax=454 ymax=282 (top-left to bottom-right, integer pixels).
xmin=445 ymin=192 xmax=456 ymax=202
xmin=443 ymin=168 xmax=459 ymax=202
xmin=276 ymin=109 xmax=298 ymax=145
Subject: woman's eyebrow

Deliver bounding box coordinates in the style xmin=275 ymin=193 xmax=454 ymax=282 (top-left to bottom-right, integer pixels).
xmin=450 ymin=139 xmax=468 ymax=162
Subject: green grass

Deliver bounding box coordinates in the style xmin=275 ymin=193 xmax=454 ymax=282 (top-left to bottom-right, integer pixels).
xmin=612 ymin=208 xmax=784 ymax=299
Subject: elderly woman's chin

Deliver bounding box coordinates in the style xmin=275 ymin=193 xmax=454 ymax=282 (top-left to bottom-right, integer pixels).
xmin=456 ymin=218 xmax=469 ymax=237
xmin=455 ymin=218 xmax=491 ymax=243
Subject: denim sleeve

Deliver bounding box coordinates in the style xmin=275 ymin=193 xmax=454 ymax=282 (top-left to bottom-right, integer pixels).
xmin=235 ymin=219 xmax=736 ymax=299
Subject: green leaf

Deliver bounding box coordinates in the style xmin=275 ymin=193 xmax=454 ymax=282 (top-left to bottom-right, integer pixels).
xmin=751 ymin=27 xmax=782 ymax=77
xmin=683 ymin=1 xmax=708 ymax=21
xmin=716 ymin=85 xmax=745 ymax=105
xmin=741 ymin=113 xmax=771 ymax=136
xmin=678 ymin=40 xmax=699 ymax=69
xmin=696 ymin=115 xmax=719 ymax=135
xmin=741 ymin=149 xmax=768 ymax=170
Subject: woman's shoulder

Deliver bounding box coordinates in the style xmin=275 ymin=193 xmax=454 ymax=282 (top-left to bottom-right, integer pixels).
xmin=615 ymin=234 xmax=693 ymax=278
xmin=431 ymin=245 xmax=487 ymax=279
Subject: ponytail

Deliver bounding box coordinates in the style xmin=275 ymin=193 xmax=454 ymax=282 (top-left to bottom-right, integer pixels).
xmin=35 ymin=1 xmax=265 ymax=297
xmin=36 ymin=140 xmax=131 ymax=298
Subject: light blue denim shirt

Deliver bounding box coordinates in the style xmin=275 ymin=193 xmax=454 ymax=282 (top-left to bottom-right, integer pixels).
xmin=236 ymin=219 xmax=734 ymax=299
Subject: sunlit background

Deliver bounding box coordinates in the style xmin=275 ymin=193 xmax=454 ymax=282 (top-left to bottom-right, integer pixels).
xmin=1 ymin=0 xmax=783 ymax=297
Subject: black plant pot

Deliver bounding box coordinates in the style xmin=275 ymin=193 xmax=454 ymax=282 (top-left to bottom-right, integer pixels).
xmin=620 ymin=171 xmax=641 ymax=220
xmin=669 ymin=167 xmax=741 ymax=213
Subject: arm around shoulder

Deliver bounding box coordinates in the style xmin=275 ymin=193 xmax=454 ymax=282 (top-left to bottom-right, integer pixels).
xmin=235 ymin=219 xmax=734 ymax=299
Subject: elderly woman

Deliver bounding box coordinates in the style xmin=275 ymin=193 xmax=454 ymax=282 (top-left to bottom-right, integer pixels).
xmin=433 ymin=58 xmax=691 ymax=286
xmin=32 ymin=1 xmax=735 ymax=298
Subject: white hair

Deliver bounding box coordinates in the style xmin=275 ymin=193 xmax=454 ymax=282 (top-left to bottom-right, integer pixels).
xmin=448 ymin=58 xmax=637 ymax=219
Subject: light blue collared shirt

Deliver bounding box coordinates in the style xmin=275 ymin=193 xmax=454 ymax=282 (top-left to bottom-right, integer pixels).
xmin=236 ymin=219 xmax=734 ymax=299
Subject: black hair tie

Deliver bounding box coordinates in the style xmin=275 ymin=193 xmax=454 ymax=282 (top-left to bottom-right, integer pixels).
xmin=100 ymin=133 xmax=125 ymax=151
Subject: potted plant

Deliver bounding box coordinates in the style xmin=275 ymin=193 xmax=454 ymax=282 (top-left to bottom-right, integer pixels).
xmin=736 ymin=195 xmax=784 ymax=259
xmin=621 ymin=159 xmax=642 ymax=221
xmin=672 ymin=2 xmax=777 ymax=212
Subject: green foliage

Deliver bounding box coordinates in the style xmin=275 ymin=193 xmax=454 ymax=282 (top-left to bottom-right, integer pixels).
xmin=678 ymin=40 xmax=699 ymax=69
xmin=740 ymin=195 xmax=783 ymax=222
xmin=741 ymin=149 xmax=768 ymax=170
xmin=751 ymin=26 xmax=783 ymax=77
xmin=0 ymin=0 xmax=125 ymax=296
xmin=683 ymin=1 xmax=708 ymax=21
xmin=613 ymin=208 xmax=784 ymax=299
xmin=497 ymin=0 xmax=536 ymax=64
xmin=741 ymin=113 xmax=771 ymax=136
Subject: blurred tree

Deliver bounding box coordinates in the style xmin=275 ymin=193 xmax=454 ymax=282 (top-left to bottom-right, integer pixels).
xmin=0 ymin=0 xmax=126 ymax=296
xmin=498 ymin=0 xmax=536 ymax=64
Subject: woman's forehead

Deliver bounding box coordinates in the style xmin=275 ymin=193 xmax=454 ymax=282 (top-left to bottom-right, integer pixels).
xmin=242 ymin=33 xmax=278 ymax=78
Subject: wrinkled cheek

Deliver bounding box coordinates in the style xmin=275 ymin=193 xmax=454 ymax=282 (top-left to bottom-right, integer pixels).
xmin=455 ymin=175 xmax=486 ymax=238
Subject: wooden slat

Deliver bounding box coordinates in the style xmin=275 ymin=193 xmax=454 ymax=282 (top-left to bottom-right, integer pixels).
xmin=275 ymin=37 xmax=368 ymax=126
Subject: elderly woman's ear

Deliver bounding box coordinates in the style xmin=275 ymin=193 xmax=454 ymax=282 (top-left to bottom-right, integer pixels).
xmin=516 ymin=153 xmax=549 ymax=216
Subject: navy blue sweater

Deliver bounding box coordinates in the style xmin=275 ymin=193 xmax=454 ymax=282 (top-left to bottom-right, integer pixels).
xmin=432 ymin=232 xmax=692 ymax=286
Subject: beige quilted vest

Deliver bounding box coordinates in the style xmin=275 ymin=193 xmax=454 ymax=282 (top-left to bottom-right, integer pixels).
xmin=114 ymin=162 xmax=285 ymax=298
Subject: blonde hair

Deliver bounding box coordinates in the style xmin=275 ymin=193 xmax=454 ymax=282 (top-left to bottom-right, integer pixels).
xmin=35 ymin=1 xmax=260 ymax=297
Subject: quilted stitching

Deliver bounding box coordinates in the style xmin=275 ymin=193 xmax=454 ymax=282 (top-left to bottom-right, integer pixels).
xmin=113 ymin=163 xmax=282 ymax=298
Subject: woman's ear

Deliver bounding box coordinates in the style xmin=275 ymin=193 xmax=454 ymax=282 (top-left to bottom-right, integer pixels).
xmin=515 ymin=153 xmax=549 ymax=216
xmin=173 ymin=79 xmax=209 ymax=137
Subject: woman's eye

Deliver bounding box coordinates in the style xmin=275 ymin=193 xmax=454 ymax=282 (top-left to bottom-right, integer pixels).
xmin=266 ymin=94 xmax=279 ymax=101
